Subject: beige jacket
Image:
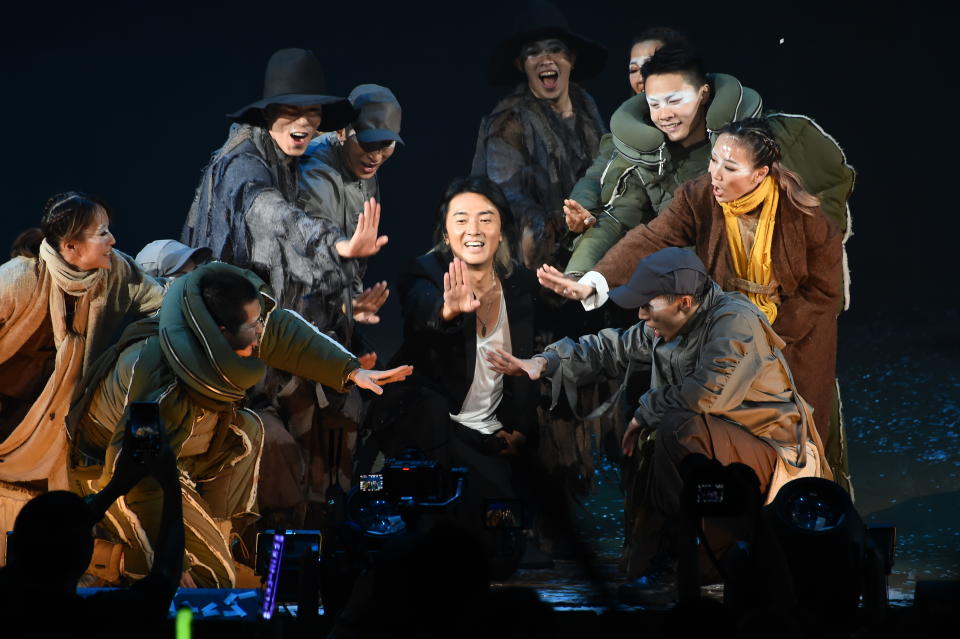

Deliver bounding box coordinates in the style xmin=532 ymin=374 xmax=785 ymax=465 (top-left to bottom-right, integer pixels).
xmin=0 ymin=249 xmax=164 ymax=488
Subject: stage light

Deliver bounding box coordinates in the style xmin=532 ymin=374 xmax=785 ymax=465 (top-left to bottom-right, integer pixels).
xmin=766 ymin=477 xmax=890 ymax=622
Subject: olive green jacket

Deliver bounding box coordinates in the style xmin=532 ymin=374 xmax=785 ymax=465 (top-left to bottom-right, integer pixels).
xmin=565 ymin=74 xmax=855 ymax=283
xmin=68 ymin=262 xmax=359 ymax=487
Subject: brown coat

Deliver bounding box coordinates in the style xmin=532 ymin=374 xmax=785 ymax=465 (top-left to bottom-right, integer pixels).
xmin=594 ymin=173 xmax=842 ymax=444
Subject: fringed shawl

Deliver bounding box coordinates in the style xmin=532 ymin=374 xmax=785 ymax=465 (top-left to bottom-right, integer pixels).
xmin=0 ymin=243 xmax=164 ymax=488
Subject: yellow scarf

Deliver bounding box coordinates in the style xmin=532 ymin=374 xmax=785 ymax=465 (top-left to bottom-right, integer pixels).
xmin=720 ymin=175 xmax=779 ymax=323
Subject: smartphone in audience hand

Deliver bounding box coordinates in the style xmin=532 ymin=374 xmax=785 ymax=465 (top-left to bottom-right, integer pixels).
xmin=127 ymin=401 xmax=161 ymax=463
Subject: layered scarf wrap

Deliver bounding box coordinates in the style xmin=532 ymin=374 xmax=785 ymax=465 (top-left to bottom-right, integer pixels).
xmin=0 ymin=240 xmax=107 ymax=489
xmin=159 ymin=263 xmax=267 ymax=404
xmin=69 ymin=263 xmax=271 ymax=476
xmin=720 ymin=175 xmax=779 ymax=324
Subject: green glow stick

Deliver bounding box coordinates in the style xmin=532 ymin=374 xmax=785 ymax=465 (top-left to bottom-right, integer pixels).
xmin=176 ymin=606 xmax=192 ymax=639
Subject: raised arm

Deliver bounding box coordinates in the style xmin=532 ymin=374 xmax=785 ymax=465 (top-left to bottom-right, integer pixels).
xmin=491 ymin=324 xmax=652 ymax=416
xmin=258 ymin=307 xmax=360 ymax=391
xmin=87 ymin=417 xmax=183 ymax=592
xmin=565 ymin=134 xmax=615 ymax=225
xmin=592 ymin=180 xmax=700 ymax=287
xmin=565 ymin=168 xmax=655 ymax=276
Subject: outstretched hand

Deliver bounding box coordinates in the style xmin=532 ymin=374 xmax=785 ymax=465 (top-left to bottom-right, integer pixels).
xmin=349 ymin=365 xmax=414 ymax=395
xmin=563 ymin=199 xmax=597 ymax=234
xmin=354 ymin=281 xmax=389 ymax=324
xmin=336 ymin=198 xmax=389 ymax=258
xmin=536 ymin=264 xmax=595 ymax=301
xmin=441 ymin=257 xmax=480 ymax=321
xmin=485 ymin=348 xmax=546 ymax=380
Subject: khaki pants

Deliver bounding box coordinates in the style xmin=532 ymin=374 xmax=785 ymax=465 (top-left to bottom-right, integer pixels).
xmin=79 ymin=409 xmax=264 ymax=588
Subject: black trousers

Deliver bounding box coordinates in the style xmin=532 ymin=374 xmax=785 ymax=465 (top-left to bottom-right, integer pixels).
xmin=629 ymin=410 xmax=778 ymax=577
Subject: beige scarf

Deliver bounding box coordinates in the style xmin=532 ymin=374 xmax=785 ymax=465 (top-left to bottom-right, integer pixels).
xmin=0 ymin=240 xmax=106 ymax=489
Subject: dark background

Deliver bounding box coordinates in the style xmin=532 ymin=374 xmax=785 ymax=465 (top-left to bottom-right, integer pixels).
xmin=0 ymin=1 xmax=941 ymax=354
xmin=1 ymin=0 xmax=956 ymax=591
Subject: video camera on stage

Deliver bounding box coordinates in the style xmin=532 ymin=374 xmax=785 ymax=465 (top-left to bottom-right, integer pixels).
xmin=254 ymin=450 xmax=470 ymax=618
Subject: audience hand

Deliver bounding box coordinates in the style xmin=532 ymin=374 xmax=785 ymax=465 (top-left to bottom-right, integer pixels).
xmin=113 ymin=414 xmax=178 ymax=492
xmin=349 ymin=365 xmax=414 ymax=395
xmin=536 ymin=264 xmax=594 ymax=301
xmin=336 ymin=198 xmax=389 ymax=258
xmin=441 ymin=258 xmax=480 ymax=320
xmin=563 ymin=199 xmax=596 ymax=233
xmin=485 ymin=348 xmax=546 ymax=380
xmin=354 ymin=281 xmax=389 ymax=324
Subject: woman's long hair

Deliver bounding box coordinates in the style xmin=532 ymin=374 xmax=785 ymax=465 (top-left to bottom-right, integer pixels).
xmin=718 ymin=118 xmax=820 ymax=215
xmin=431 ymin=176 xmax=520 ymax=278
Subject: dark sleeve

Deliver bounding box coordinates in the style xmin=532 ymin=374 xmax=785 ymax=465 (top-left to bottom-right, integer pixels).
xmin=298 ymin=165 xmax=349 ymax=243
xmin=259 ymin=308 xmax=360 ymax=391
xmin=398 ymin=261 xmax=463 ymax=337
xmin=593 ymin=182 xmax=699 ymax=287
xmin=567 ymin=134 xmax=613 ymax=213
xmin=772 ymin=210 xmax=843 ymax=345
xmin=540 ymin=323 xmax=653 ymax=414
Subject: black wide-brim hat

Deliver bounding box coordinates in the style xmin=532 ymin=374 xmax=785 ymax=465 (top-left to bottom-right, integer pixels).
xmin=227 ymin=48 xmax=357 ymax=132
xmin=487 ymin=0 xmax=607 ymax=87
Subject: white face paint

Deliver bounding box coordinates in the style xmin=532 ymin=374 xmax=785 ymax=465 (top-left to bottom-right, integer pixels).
xmin=709 ymin=133 xmax=767 ymax=203
xmin=643 ymin=73 xmax=709 ymax=145
xmin=628 ymin=40 xmax=661 ymax=94
xmin=713 ymin=141 xmax=753 ymax=174
xmin=646 ymin=88 xmax=697 ymax=111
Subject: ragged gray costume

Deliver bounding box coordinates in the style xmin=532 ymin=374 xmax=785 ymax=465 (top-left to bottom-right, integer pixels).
xmin=182 ymin=123 xmax=348 ymax=330
xmin=297 ymin=131 xmax=379 ymax=337
xmin=182 ymin=124 xmax=363 ymax=515
xmin=472 ymin=83 xmax=606 ymax=268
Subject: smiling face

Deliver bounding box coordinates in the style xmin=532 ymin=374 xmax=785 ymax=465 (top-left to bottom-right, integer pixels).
xmin=636 ymin=294 xmax=693 ymax=342
xmin=341 ymin=134 xmax=396 ymax=180
xmin=265 ymin=104 xmax=323 ymax=156
xmin=444 ymin=192 xmax=503 ymax=269
xmin=60 ymin=209 xmax=115 ymax=271
xmin=518 ymin=38 xmax=575 ymax=103
xmin=644 ymin=72 xmax=710 ymax=146
xmin=708 ymin=133 xmax=770 ymax=203
xmin=628 ymin=40 xmax=661 ymax=94
xmin=221 ymin=299 xmax=264 ymax=358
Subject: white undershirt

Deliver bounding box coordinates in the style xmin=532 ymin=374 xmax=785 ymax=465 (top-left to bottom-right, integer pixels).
xmin=449 ymin=289 xmax=511 ymax=434
xmin=578 ymin=271 xmax=609 ymax=310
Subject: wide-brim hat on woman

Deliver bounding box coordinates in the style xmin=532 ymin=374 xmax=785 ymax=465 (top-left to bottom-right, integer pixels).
xmin=487 ymin=0 xmax=607 ymax=87
xmin=227 ymin=48 xmax=357 ymax=132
